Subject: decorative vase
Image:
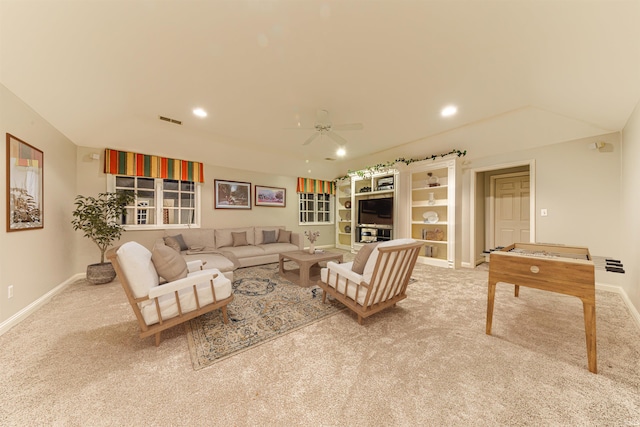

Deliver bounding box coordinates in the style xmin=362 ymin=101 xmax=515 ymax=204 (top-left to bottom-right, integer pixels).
xmin=86 ymin=262 xmax=116 ymax=285
xmin=428 ymin=192 xmax=435 ymax=205
xmin=308 ymin=243 xmax=315 ymax=254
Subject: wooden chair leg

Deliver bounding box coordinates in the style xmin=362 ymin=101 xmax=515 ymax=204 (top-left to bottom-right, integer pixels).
xmin=155 ymin=332 xmax=161 ymax=347
xmin=322 ymin=290 xmax=327 ymax=303
xmin=221 ymin=305 xmax=229 ymax=324
xmin=358 ymin=315 xmax=363 ymax=325
xmin=514 ymin=285 xmax=520 ymax=297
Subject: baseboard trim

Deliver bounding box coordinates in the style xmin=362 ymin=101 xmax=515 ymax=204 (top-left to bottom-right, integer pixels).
xmin=596 ymin=282 xmax=640 ymax=330
xmin=0 ymin=273 xmax=85 ymax=336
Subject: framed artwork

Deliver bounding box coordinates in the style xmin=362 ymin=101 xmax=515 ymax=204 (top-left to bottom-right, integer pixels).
xmin=255 ymin=185 xmax=286 ymax=207
xmin=214 ymin=179 xmax=251 ymax=209
xmin=6 ymin=134 xmax=44 ymax=231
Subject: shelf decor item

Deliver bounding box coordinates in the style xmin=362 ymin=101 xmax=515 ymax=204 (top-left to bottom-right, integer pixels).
xmin=344 ymin=200 xmax=351 ymax=209
xmin=428 ymin=192 xmax=435 ymax=206
xmin=345 ymin=225 xmax=351 ymax=233
xmin=427 ymin=172 xmax=440 ymax=187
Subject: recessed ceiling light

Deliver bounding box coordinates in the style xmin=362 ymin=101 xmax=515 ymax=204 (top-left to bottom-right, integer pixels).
xmin=441 ymin=105 xmax=457 ymax=117
xmin=193 ymin=108 xmax=207 ymax=118
xmin=336 ymin=147 xmax=346 ymax=157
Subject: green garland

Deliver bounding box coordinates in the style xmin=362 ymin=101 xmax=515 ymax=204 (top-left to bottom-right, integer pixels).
xmin=334 ymin=149 xmax=467 ymax=181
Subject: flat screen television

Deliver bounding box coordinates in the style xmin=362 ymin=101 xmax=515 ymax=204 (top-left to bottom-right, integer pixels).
xmin=358 ymin=197 xmax=393 ymax=225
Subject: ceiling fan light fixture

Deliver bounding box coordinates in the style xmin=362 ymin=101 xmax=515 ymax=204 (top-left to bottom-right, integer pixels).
xmin=336 ymin=147 xmax=346 ymax=157
xmin=441 ymin=105 xmax=457 ymax=117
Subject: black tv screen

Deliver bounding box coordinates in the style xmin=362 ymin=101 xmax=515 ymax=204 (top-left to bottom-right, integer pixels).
xmin=358 ymin=197 xmax=393 ymax=225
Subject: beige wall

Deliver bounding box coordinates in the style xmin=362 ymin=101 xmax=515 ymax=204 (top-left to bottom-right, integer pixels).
xmin=463 ymin=132 xmax=622 ymax=262
xmin=0 ymin=84 xmax=78 ymax=324
xmin=73 ymin=146 xmax=334 ymax=272
xmin=621 ymin=100 xmax=640 ymax=312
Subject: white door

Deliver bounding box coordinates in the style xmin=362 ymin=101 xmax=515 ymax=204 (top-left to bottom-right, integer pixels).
xmin=494 ymin=174 xmax=530 ymax=247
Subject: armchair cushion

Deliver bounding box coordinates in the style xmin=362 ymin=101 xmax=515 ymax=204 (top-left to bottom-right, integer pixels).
xmin=151 ymin=244 xmax=188 ymax=282
xmin=352 ymin=242 xmax=380 ymax=274
xmin=363 ymin=238 xmax=417 ymax=284
xmin=321 ymin=261 xmax=368 ymax=306
xmin=141 ymin=270 xmax=232 ymax=326
xmin=163 ymin=236 xmax=182 ymax=253
xmin=116 ymin=242 xmax=160 ymax=299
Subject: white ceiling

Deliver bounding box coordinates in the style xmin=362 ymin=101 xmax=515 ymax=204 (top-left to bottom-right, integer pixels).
xmin=1 ymin=0 xmax=639 ymax=179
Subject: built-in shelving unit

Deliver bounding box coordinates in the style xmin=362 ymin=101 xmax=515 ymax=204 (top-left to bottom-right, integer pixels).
xmin=335 ymin=179 xmax=352 ymax=251
xmin=409 ymin=159 xmax=460 ymax=268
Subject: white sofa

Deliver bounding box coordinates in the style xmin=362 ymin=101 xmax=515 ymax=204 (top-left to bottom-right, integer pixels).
xmin=157 ymin=226 xmax=303 ymax=281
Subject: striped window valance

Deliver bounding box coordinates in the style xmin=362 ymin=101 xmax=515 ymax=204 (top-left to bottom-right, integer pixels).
xmin=104 ymin=149 xmax=204 ymax=183
xmin=296 ymin=177 xmax=336 ymax=195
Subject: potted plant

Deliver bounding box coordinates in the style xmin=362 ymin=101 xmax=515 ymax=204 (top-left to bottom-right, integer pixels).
xmin=72 ymin=191 xmax=134 ymax=284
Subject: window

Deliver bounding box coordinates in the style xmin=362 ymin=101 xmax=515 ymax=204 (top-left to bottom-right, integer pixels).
xmin=299 ymin=192 xmax=333 ymax=224
xmin=108 ymin=175 xmax=200 ymax=229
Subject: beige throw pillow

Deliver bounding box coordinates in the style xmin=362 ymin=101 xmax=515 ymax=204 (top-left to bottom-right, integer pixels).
xmin=151 ymin=244 xmax=188 ymax=282
xmin=352 ymin=242 xmax=380 ymax=275
xmin=277 ymin=230 xmax=291 ymax=243
xmin=232 ymin=231 xmax=249 ymax=247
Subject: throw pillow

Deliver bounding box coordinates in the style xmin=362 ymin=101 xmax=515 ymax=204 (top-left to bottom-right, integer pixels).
xmin=165 ymin=234 xmax=188 ymax=251
xmin=352 ymin=242 xmax=380 ymax=275
xmin=262 ymin=230 xmax=277 ymax=244
xmin=163 ymin=236 xmax=182 ymax=253
xmin=151 ymin=244 xmax=188 ymax=282
xmin=232 ymin=231 xmax=249 ymax=247
xmin=277 ymin=230 xmax=291 ymax=243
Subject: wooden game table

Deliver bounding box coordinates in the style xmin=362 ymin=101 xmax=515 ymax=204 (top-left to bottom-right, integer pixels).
xmin=486 ymin=243 xmax=597 ymax=373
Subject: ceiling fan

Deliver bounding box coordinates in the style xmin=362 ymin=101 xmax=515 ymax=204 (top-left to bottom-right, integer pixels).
xmin=292 ymin=109 xmax=363 ymax=146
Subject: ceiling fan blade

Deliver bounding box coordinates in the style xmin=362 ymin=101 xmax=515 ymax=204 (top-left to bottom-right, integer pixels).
xmin=284 ymin=126 xmax=314 ymax=130
xmin=332 ymin=123 xmax=363 ymax=131
xmin=327 ymin=131 xmax=348 ymax=144
xmin=302 ymin=133 xmax=320 ymax=145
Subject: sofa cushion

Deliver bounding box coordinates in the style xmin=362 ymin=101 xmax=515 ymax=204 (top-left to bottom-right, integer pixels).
xmin=232 ymin=231 xmax=249 ymax=247
xmin=116 ymin=242 xmax=159 ymax=299
xmin=221 ymin=245 xmax=265 ymax=258
xmin=258 ymin=242 xmax=299 ymax=255
xmin=254 ymin=226 xmax=284 ymax=245
xmin=352 ymin=242 xmax=380 ymax=274
xmin=172 ymin=228 xmax=215 ymax=250
xmin=277 ymin=230 xmax=291 ymax=243
xmin=215 ymin=227 xmax=254 ymax=248
xmin=151 ymin=244 xmax=188 ymax=282
xmin=262 ymin=230 xmax=276 ymax=244
xmin=163 ymin=236 xmax=182 ymax=253
xmin=165 ymin=234 xmax=188 ymax=251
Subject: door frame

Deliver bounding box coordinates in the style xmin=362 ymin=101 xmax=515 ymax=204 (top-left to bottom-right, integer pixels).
xmin=469 ymin=160 xmax=536 ymax=267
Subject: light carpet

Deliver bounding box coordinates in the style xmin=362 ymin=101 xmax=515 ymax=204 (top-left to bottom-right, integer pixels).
xmin=186 ymin=262 xmax=344 ymax=370
xmin=1 ymin=255 xmax=639 ymax=425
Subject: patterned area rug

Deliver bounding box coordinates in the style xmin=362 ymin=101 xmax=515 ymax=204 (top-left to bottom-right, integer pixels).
xmin=186 ymin=262 xmax=345 ymax=370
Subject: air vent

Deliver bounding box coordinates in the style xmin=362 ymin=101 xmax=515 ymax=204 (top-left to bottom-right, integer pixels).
xmin=324 ymin=157 xmax=336 ymax=161
xmin=159 ymin=115 xmax=182 ymax=125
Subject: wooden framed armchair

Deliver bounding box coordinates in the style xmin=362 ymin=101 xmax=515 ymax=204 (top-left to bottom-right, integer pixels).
xmin=318 ymin=239 xmax=423 ymax=324
xmin=106 ymin=241 xmax=234 ymax=346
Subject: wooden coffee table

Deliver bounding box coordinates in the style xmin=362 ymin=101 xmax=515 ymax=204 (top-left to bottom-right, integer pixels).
xmin=279 ymin=250 xmax=344 ymax=287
